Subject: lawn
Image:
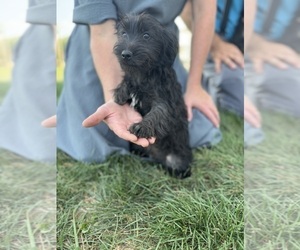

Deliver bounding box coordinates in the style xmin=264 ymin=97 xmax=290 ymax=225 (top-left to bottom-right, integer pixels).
xmin=0 ymin=151 xmax=56 ymax=249
xmin=57 ymin=113 xmax=244 ymax=249
xmin=0 ymin=82 xmax=10 ymax=104
xmin=1 ymin=76 xmax=298 ymax=249
xmin=0 ymin=69 xmax=57 ymax=249
xmin=244 ymin=112 xmax=300 ymax=249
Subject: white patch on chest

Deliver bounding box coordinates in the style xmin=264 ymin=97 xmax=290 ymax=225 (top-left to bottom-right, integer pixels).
xmin=130 ymin=93 xmax=142 ymax=108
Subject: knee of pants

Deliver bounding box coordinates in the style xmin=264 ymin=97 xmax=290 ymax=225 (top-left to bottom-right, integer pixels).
xmin=244 ymin=121 xmax=264 ymax=147
xmin=217 ymin=66 xmax=244 ymax=116
xmin=259 ymin=67 xmax=300 ymax=118
xmin=188 ymin=109 xmax=222 ymax=149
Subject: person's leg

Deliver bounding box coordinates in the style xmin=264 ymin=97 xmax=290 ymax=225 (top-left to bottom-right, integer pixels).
xmin=173 ymin=58 xmax=222 ymax=148
xmin=0 ymin=25 xmax=56 ymax=162
xmin=57 ymin=25 xmax=129 ymax=162
xmin=244 ymin=64 xmax=265 ymax=147
xmin=257 ymin=65 xmax=300 ymax=117
xmin=217 ymin=64 xmax=244 ymax=116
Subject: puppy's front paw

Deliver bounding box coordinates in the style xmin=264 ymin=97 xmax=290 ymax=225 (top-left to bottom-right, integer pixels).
xmin=114 ymin=94 xmax=128 ymax=105
xmin=129 ymin=122 xmax=155 ymax=139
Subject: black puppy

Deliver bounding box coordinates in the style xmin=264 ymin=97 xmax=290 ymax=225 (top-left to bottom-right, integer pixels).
xmin=113 ymin=13 xmax=192 ymax=178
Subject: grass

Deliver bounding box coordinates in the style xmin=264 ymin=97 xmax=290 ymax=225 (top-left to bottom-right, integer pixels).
xmin=0 ymin=65 xmax=12 ymax=82
xmin=245 ymin=112 xmax=300 ymax=249
xmin=0 ymin=67 xmax=56 ymax=249
xmin=2 ymin=61 xmax=298 ymax=248
xmin=0 ymin=151 xmax=56 ymax=249
xmin=57 ymin=113 xmax=244 ymax=249
xmin=0 ymin=82 xmax=10 ymax=104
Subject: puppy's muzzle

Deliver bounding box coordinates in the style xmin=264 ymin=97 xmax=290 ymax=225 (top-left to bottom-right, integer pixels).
xmin=121 ymin=50 xmax=133 ymax=61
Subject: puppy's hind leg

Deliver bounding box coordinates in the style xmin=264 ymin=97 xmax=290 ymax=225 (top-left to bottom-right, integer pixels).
xmin=151 ymin=137 xmax=193 ymax=179
xmin=164 ymin=148 xmax=192 ymax=179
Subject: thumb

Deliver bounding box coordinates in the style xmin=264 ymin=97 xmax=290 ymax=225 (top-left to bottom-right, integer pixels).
xmin=186 ymin=104 xmax=193 ymax=122
xmin=82 ymin=105 xmax=109 ymax=127
xmin=41 ymin=115 xmax=57 ymax=128
xmin=253 ymin=58 xmax=263 ymax=73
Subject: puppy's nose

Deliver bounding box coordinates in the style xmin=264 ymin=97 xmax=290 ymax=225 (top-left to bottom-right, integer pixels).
xmin=121 ymin=50 xmax=132 ymax=60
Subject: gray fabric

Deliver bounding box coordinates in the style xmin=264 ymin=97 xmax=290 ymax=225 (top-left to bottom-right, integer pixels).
xmin=244 ymin=121 xmax=264 ymax=147
xmin=27 ymin=0 xmax=56 ymax=24
xmin=73 ymin=0 xmax=185 ymax=35
xmin=217 ymin=65 xmax=244 ymax=116
xmin=244 ymin=63 xmax=300 ymax=147
xmin=73 ymin=0 xmax=118 ymax=25
xmin=203 ymin=63 xmax=244 ymax=117
xmin=244 ymin=64 xmax=265 ymax=147
xmin=256 ymin=65 xmax=300 ymax=118
xmin=0 ymin=25 xmax=56 ymax=162
xmin=245 ymin=63 xmax=300 ymax=118
xmin=57 ymin=1 xmax=222 ymax=162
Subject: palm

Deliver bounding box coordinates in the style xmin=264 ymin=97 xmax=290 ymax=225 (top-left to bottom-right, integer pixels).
xmin=82 ymin=101 xmax=155 ymax=147
xmin=104 ymin=102 xmax=142 ymax=136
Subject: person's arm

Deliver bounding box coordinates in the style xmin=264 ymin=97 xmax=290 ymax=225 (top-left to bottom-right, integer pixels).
xmin=90 ymin=21 xmax=123 ymax=101
xmin=188 ymin=0 xmax=215 ymax=93
xmin=183 ymin=1 xmax=243 ymax=72
xmin=180 ymin=0 xmax=192 ymax=30
xmin=244 ymin=0 xmax=256 ymax=50
xmin=184 ymin=0 xmax=220 ymax=127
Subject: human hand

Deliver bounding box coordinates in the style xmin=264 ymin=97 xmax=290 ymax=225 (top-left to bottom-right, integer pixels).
xmin=82 ymin=100 xmax=156 ymax=147
xmin=184 ymin=84 xmax=220 ymax=127
xmin=244 ymin=95 xmax=261 ymax=128
xmin=41 ymin=115 xmax=56 ymax=127
xmin=211 ymin=35 xmax=244 ymax=73
xmin=247 ymin=36 xmax=300 ymax=73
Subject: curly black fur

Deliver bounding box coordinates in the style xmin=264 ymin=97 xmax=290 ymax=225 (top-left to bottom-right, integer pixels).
xmin=113 ymin=13 xmax=192 ymax=178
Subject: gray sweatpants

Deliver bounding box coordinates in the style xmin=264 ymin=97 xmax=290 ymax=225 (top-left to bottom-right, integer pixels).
xmin=244 ymin=64 xmax=300 ymax=147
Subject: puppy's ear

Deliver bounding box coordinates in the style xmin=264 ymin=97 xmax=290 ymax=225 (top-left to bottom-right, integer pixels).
xmin=161 ymin=28 xmax=179 ymax=67
xmin=115 ymin=12 xmax=128 ymax=31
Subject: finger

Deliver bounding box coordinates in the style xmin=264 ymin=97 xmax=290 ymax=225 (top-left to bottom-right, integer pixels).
xmin=134 ymin=138 xmax=150 ymax=147
xmin=214 ymin=58 xmax=221 ymax=73
xmin=114 ymin=126 xmax=151 ymax=147
xmin=148 ymin=137 xmax=156 ymax=144
xmin=245 ymin=104 xmax=261 ymax=125
xmin=82 ymin=105 xmax=109 ymax=127
xmin=252 ymin=58 xmax=264 ymax=73
xmin=266 ymin=57 xmax=288 ymax=69
xmin=222 ymin=57 xmax=237 ymax=69
xmin=113 ymin=127 xmax=139 ymax=143
xmin=206 ymin=100 xmax=220 ymax=123
xmin=210 ymin=105 xmax=221 ymax=127
xmin=245 ymin=109 xmax=261 ymax=128
xmin=41 ymin=115 xmax=57 ymax=128
xmin=201 ymin=106 xmax=220 ymax=128
xmin=279 ymin=54 xmax=300 ymax=68
xmin=186 ymin=104 xmax=193 ymax=122
xmin=231 ymin=54 xmax=244 ymax=68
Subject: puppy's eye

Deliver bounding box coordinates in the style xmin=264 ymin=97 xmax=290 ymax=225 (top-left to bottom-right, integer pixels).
xmin=122 ymin=32 xmax=128 ymax=38
xmin=143 ymin=33 xmax=150 ymax=40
